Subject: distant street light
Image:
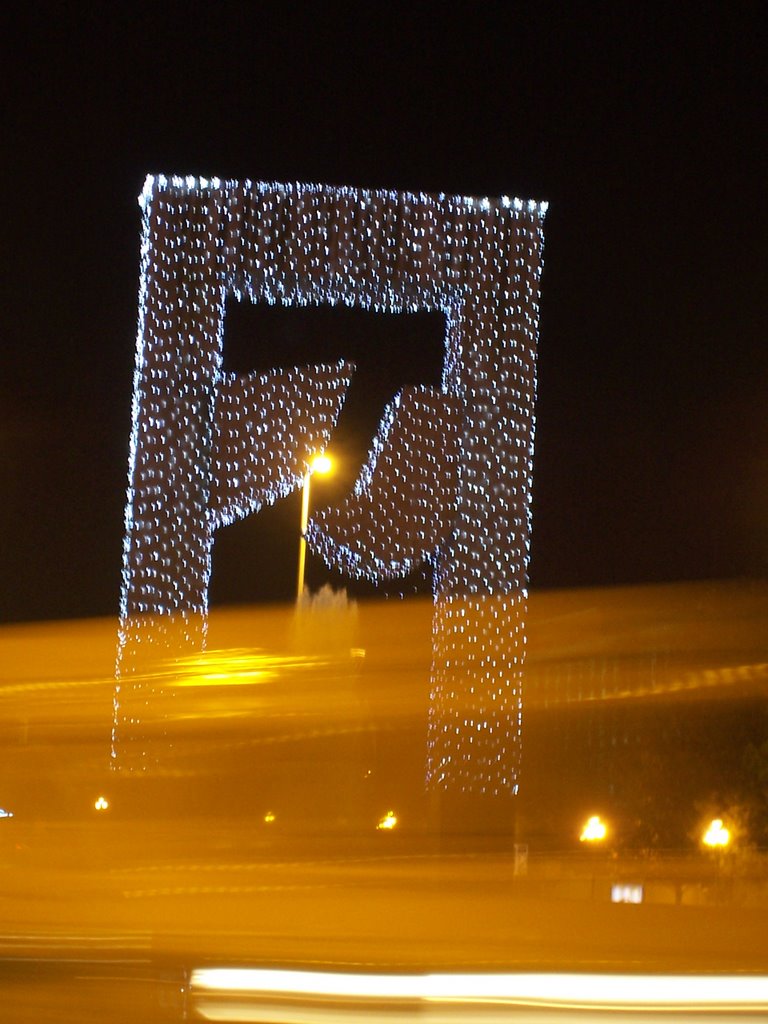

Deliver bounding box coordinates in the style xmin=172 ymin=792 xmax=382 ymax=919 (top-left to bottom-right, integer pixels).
xmin=296 ymin=453 xmax=333 ymax=602
xmin=580 ymin=814 xmax=608 ymax=902
xmin=702 ymin=817 xmax=731 ymax=849
xmin=580 ymin=814 xmax=608 ymax=843
xmin=94 ymin=796 xmax=110 ymax=812
xmin=377 ymin=810 xmax=398 ymax=831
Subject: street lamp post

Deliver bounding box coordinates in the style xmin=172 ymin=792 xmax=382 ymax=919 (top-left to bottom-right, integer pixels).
xmin=702 ymin=817 xmax=732 ymax=904
xmin=580 ymin=814 xmax=608 ymax=901
xmin=296 ymin=454 xmax=332 ymax=603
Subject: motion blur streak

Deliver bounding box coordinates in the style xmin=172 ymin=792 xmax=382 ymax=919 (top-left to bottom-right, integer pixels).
xmin=2 ymin=584 xmax=768 ymax=1021
xmin=192 ymin=967 xmax=768 ymax=1007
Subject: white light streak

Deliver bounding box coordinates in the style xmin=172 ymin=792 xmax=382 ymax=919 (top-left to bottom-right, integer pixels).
xmin=191 ymin=967 xmax=768 ymax=1012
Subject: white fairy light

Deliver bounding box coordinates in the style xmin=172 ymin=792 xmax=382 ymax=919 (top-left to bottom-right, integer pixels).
xmin=115 ymin=176 xmax=547 ymax=794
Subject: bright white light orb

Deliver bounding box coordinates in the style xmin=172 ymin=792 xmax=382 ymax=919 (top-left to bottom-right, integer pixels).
xmin=703 ymin=817 xmax=730 ymax=848
xmin=580 ymin=815 xmax=607 ymax=843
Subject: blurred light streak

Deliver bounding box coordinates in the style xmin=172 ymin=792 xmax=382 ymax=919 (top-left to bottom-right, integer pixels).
xmin=164 ymin=649 xmax=330 ymax=688
xmin=190 ymin=968 xmax=768 ymax=1014
xmin=549 ymin=661 xmax=768 ymax=708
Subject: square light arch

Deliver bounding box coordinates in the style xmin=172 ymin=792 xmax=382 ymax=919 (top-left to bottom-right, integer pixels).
xmin=115 ymin=175 xmax=547 ymax=794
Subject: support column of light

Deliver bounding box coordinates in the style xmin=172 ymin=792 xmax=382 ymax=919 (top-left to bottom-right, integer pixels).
xmin=297 ymin=454 xmax=333 ymax=602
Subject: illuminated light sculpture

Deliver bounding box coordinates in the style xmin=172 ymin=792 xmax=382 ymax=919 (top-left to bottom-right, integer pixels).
xmin=210 ymin=366 xmax=353 ymax=531
xmin=307 ymin=387 xmax=462 ymax=581
xmin=116 ymin=176 xmax=547 ymax=795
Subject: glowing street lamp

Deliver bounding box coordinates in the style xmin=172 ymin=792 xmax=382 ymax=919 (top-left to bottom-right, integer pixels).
xmin=94 ymin=796 xmax=110 ymax=812
xmin=579 ymin=814 xmax=608 ymax=902
xmin=702 ymin=818 xmax=731 ymax=849
xmin=376 ymin=810 xmax=398 ymax=831
xmin=296 ymin=453 xmax=333 ymax=602
xmin=580 ymin=814 xmax=607 ymax=843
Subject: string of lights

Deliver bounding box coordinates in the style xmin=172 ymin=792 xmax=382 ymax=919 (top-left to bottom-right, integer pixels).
xmin=306 ymin=386 xmax=461 ymax=581
xmin=115 ymin=175 xmax=546 ymax=794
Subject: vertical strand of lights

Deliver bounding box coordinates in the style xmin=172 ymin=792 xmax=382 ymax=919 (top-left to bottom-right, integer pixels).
xmin=115 ymin=179 xmax=227 ymax=766
xmin=116 ymin=177 xmax=546 ymax=793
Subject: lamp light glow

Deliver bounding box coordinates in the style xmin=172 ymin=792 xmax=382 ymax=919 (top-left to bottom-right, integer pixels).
xmin=376 ymin=810 xmax=398 ymax=831
xmin=703 ymin=817 xmax=731 ymax=848
xmin=580 ymin=815 xmax=607 ymax=843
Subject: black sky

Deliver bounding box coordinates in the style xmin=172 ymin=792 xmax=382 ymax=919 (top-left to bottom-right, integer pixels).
xmin=2 ymin=4 xmax=766 ymax=623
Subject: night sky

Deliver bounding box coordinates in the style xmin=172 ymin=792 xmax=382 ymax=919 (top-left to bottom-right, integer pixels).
xmin=3 ymin=6 xmax=766 ymax=624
